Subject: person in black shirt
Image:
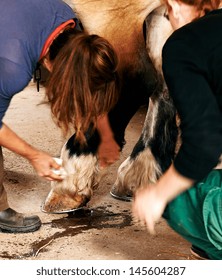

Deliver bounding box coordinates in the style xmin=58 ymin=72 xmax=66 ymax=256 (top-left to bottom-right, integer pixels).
xmin=133 ymin=0 xmax=222 ymax=259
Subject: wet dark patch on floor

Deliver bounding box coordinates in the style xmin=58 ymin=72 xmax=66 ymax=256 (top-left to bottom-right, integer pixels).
xmin=0 ymin=206 xmax=132 ymax=259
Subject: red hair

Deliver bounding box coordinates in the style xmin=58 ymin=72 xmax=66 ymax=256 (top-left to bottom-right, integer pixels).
xmin=164 ymin=0 xmax=221 ymax=14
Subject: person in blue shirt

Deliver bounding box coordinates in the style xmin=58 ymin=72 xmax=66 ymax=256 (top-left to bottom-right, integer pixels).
xmin=0 ymin=0 xmax=120 ymax=233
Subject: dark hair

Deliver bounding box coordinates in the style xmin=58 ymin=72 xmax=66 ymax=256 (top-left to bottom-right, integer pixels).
xmin=45 ymin=28 xmax=120 ymax=145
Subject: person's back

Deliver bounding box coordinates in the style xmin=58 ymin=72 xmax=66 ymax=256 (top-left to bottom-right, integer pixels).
xmin=162 ymin=9 xmax=222 ymax=181
xmin=0 ymin=0 xmax=75 ymax=134
xmin=163 ymin=9 xmax=222 ymax=108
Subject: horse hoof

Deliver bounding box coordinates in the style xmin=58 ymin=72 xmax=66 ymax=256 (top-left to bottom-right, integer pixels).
xmin=110 ymin=185 xmax=133 ymax=202
xmin=41 ymin=190 xmax=89 ymax=214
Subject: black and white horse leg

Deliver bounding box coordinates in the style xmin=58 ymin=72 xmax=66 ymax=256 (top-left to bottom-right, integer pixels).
xmin=110 ymin=7 xmax=175 ymax=201
xmin=111 ymin=85 xmax=178 ymax=201
xmin=42 ymin=129 xmax=105 ymax=213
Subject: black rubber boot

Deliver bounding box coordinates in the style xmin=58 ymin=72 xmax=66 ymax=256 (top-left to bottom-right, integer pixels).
xmin=190 ymin=245 xmax=210 ymax=260
xmin=0 ymin=208 xmax=41 ymax=233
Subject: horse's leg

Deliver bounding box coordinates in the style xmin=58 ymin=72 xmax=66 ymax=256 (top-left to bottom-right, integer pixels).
xmin=110 ymin=6 xmax=175 ymax=201
xmin=108 ymin=52 xmax=157 ymax=149
xmin=42 ymin=129 xmax=104 ymax=213
xmin=110 ymin=79 xmax=178 ymax=201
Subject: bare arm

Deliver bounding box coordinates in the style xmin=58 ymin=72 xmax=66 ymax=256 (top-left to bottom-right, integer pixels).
xmin=155 ymin=164 xmax=194 ymax=202
xmin=0 ymin=123 xmax=62 ymax=181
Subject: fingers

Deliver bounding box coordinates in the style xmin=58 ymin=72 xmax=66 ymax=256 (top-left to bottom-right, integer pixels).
xmin=145 ymin=218 xmax=156 ymax=235
xmin=98 ymin=157 xmax=117 ymax=168
xmin=52 ymin=157 xmax=63 ymax=169
xmin=49 ymin=157 xmax=67 ymax=181
xmin=132 ymin=206 xmax=157 ymax=235
xmin=29 ymin=151 xmax=66 ymax=181
xmin=132 ymin=188 xmax=158 ymax=235
xmin=97 ymin=141 xmax=120 ymax=168
xmin=38 ymin=158 xmax=65 ymax=181
xmin=134 ymin=209 xmax=156 ymax=235
xmin=98 ymin=158 xmax=107 ymax=168
xmin=42 ymin=172 xmax=63 ymax=181
xmin=51 ymin=160 xmax=61 ymax=170
xmin=41 ymin=170 xmax=64 ymax=181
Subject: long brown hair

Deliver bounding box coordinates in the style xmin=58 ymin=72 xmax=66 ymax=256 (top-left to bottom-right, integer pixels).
xmin=45 ymin=29 xmax=120 ymax=145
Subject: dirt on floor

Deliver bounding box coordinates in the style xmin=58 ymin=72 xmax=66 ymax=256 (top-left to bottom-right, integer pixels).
xmin=0 ymin=82 xmax=191 ymax=260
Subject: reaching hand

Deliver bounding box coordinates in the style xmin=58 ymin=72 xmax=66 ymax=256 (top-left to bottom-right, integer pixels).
xmin=97 ymin=137 xmax=120 ymax=168
xmin=28 ymin=150 xmax=64 ymax=181
xmin=132 ymin=165 xmax=194 ymax=234
xmin=0 ymin=124 xmax=64 ymax=181
xmin=132 ymin=185 xmax=168 ymax=234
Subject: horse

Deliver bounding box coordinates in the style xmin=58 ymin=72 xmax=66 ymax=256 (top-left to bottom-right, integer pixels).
xmin=42 ymin=0 xmax=176 ymax=213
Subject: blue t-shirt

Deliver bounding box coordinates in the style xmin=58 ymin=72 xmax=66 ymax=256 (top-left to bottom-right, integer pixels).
xmin=0 ymin=0 xmax=76 ymax=127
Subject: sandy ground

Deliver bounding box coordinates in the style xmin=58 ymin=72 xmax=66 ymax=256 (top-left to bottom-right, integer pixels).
xmin=0 ymin=82 xmax=191 ymax=260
